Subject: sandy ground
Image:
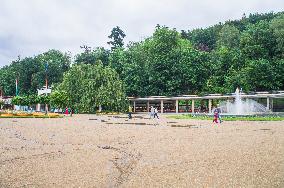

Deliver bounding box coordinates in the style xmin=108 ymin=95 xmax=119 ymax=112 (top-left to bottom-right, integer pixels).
xmin=0 ymin=114 xmax=284 ymax=188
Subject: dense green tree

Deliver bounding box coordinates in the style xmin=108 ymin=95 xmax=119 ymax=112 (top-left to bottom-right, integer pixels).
xmin=57 ymin=63 xmax=127 ymax=113
xmin=146 ymin=27 xmax=182 ymax=95
xmin=187 ymin=24 xmax=222 ymax=51
xmin=121 ymin=41 xmax=151 ymax=97
xmin=240 ymin=21 xmax=276 ymax=60
xmin=270 ymin=14 xmax=284 ymax=58
xmin=242 ymin=59 xmax=281 ymax=91
xmin=121 ymin=26 xmax=211 ymax=96
xmin=1 ymin=11 xmax=284 ymax=105
xmin=204 ymin=47 xmax=243 ymax=93
xmin=12 ymin=96 xmax=29 ymax=106
xmin=49 ymin=90 xmax=69 ymax=109
xmin=217 ymin=24 xmax=240 ymax=48
xmin=273 ymin=59 xmax=284 ymax=89
xmin=32 ymin=50 xmax=71 ymax=92
xmin=109 ymin=47 xmax=126 ymax=75
xmin=0 ymin=64 xmax=17 ymax=96
xmin=246 ymin=12 xmax=278 ymax=25
xmin=107 ymin=26 xmax=126 ymax=50
xmin=0 ymin=50 xmax=71 ymax=96
xmin=75 ymin=47 xmax=110 ymax=66
xmin=11 ymin=95 xmax=48 ymax=106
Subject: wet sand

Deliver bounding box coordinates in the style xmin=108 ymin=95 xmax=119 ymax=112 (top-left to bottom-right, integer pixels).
xmin=0 ymin=114 xmax=284 ymax=187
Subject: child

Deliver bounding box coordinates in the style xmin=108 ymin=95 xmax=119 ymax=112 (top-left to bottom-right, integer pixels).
xmin=213 ymin=110 xmax=218 ymax=123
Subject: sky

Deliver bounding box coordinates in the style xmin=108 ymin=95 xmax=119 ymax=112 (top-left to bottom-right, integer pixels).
xmin=0 ymin=0 xmax=283 ymax=67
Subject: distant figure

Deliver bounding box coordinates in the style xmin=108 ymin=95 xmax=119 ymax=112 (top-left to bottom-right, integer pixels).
xmin=65 ymin=107 xmax=69 ymax=116
xmin=150 ymin=106 xmax=154 ymax=118
xmin=216 ymin=106 xmax=222 ymax=123
xmin=128 ymin=106 xmax=132 ymax=119
xmin=154 ymin=108 xmax=159 ymax=119
xmin=213 ymin=109 xmax=218 ymax=123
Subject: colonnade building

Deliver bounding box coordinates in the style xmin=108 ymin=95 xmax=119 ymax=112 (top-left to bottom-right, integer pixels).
xmin=128 ymin=91 xmax=284 ymax=113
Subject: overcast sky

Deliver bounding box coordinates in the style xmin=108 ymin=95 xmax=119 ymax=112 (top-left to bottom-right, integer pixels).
xmin=0 ymin=0 xmax=283 ymax=67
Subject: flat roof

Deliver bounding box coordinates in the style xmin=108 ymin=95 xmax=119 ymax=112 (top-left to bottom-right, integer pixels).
xmin=128 ymin=93 xmax=284 ymax=101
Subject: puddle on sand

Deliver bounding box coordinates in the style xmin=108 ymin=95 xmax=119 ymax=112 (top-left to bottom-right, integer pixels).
xmin=170 ymin=124 xmax=197 ymax=128
xmin=106 ymin=122 xmax=148 ymax=126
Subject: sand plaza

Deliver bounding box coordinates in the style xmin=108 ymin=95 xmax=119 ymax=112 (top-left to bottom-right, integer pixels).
xmin=0 ymin=114 xmax=283 ymax=187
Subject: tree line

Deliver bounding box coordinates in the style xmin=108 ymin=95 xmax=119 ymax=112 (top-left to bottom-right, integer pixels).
xmin=0 ymin=12 xmax=283 ymax=112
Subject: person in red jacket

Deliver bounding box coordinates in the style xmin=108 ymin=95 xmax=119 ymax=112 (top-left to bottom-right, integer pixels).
xmin=65 ymin=107 xmax=69 ymax=116
xmin=213 ymin=109 xmax=218 ymax=123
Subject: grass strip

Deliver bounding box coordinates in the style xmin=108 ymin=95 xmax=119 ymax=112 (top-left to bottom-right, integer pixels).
xmin=0 ymin=116 xmax=63 ymax=118
xmin=168 ymin=114 xmax=284 ymax=121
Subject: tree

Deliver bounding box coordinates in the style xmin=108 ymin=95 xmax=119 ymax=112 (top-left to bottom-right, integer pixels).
xmin=241 ymin=59 xmax=280 ymax=91
xmin=0 ymin=65 xmax=17 ymax=96
xmin=1 ymin=11 xmax=284 ymax=100
xmin=121 ymin=26 xmax=211 ymax=96
xmin=109 ymin=47 xmax=126 ymax=75
xmin=32 ymin=50 xmax=71 ymax=92
xmin=0 ymin=50 xmax=71 ymax=96
xmin=240 ymin=21 xmax=276 ymax=60
xmin=75 ymin=47 xmax=110 ymax=66
xmin=204 ymin=46 xmax=244 ymax=93
xmin=217 ymin=24 xmax=240 ymax=48
xmin=188 ymin=25 xmax=222 ymax=51
xmin=180 ymin=30 xmax=189 ymax=40
xmin=57 ymin=63 xmax=127 ymax=113
xmin=270 ymin=14 xmax=284 ymax=58
xmin=11 ymin=95 xmax=50 ymax=107
xmin=121 ymin=41 xmax=151 ymax=97
xmin=273 ymin=59 xmax=284 ymax=90
xmin=49 ymin=90 xmax=69 ymax=109
xmin=107 ymin=26 xmax=126 ymax=50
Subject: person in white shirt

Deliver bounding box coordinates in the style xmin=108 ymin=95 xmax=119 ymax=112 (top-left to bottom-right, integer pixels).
xmin=150 ymin=106 xmax=154 ymax=118
xmin=154 ymin=108 xmax=159 ymax=119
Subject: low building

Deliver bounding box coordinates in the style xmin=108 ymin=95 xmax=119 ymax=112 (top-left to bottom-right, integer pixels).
xmin=128 ymin=91 xmax=284 ymax=113
xmin=0 ymin=96 xmax=14 ymax=110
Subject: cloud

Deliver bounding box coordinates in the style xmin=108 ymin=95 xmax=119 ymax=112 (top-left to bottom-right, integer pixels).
xmin=0 ymin=0 xmax=283 ymax=67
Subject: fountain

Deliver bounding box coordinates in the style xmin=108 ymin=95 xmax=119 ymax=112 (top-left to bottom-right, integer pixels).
xmin=219 ymin=88 xmax=269 ymax=115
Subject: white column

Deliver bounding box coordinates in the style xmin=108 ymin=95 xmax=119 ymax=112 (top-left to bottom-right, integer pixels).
xmin=191 ymin=100 xmax=195 ymax=113
xmin=208 ymin=99 xmax=212 ymax=113
xmin=133 ymin=101 xmax=136 ymax=113
xmin=175 ymin=100 xmax=179 ymax=113
xmin=36 ymin=103 xmax=40 ymax=111
xmin=45 ymin=104 xmax=48 ymax=113
xmin=161 ymin=100 xmax=164 ymax=113
xmin=185 ymin=100 xmax=189 ymax=112
xmin=266 ymin=97 xmax=270 ymax=110
xmin=271 ymin=98 xmax=273 ymax=112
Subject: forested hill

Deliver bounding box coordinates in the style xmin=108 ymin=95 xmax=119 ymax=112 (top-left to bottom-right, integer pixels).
xmin=0 ymin=12 xmax=283 ymax=97
xmin=183 ymin=12 xmax=284 ymax=52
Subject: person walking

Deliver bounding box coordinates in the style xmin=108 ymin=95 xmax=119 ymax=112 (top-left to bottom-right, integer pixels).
xmin=128 ymin=105 xmax=132 ymax=119
xmin=216 ymin=105 xmax=222 ymax=123
xmin=150 ymin=106 xmax=154 ymax=119
xmin=154 ymin=108 xmax=159 ymax=119
xmin=65 ymin=107 xmax=69 ymax=116
xmin=213 ymin=108 xmax=219 ymax=123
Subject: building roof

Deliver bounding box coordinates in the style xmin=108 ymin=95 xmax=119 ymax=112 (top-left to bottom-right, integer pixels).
xmin=128 ymin=92 xmax=284 ymax=101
